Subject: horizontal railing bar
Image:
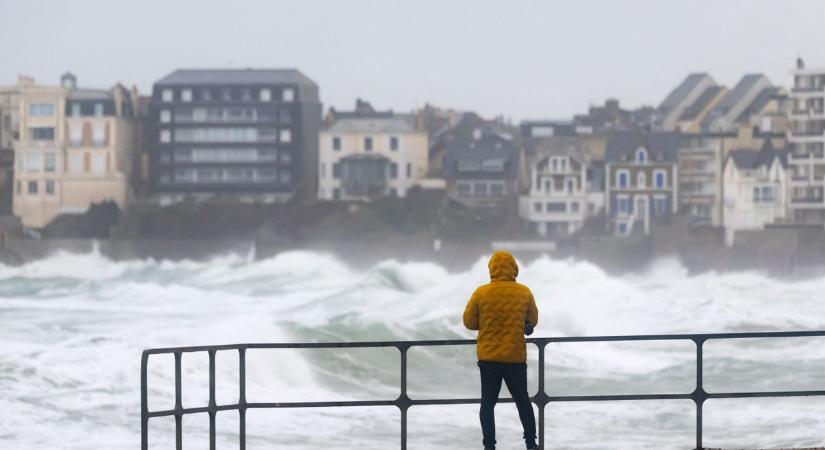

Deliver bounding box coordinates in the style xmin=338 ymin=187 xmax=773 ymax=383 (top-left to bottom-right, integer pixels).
xmin=141 ymin=330 xmax=825 ymax=355
xmin=708 ymin=390 xmax=825 ymax=399
xmin=145 ymin=390 xmax=825 ymax=418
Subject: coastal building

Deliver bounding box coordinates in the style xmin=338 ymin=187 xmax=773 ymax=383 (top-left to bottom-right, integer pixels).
xmin=147 ymin=69 xmax=322 ymax=204
xmin=12 ymin=73 xmax=139 ymax=229
xmin=654 ymin=73 xmax=788 ymax=136
xmin=605 ymin=130 xmax=680 ymax=235
xmin=700 ymin=74 xmax=785 ymax=134
xmin=318 ymin=100 xmax=433 ymax=201
xmin=654 ymin=73 xmax=721 ymax=132
xmin=722 ymin=141 xmax=790 ymax=245
xmin=441 ymin=122 xmax=522 ymax=208
xmin=0 ymin=78 xmax=28 ymax=213
xmin=677 ymin=134 xmax=725 ymax=226
xmin=787 ymin=58 xmax=825 ymax=225
xmin=518 ymin=137 xmax=591 ymax=236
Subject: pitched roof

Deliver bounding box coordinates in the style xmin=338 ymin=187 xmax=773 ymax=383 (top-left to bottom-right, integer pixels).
xmin=442 ymin=132 xmax=520 ymax=180
xmin=156 ymin=69 xmax=317 ymax=87
xmin=325 ymin=116 xmax=417 ymax=134
xmin=728 ymin=139 xmax=789 ymax=170
xmin=605 ymin=130 xmax=680 ymax=163
xmin=658 ymin=73 xmax=712 ymax=112
xmin=679 ymin=85 xmax=724 ymax=121
xmin=524 ymin=136 xmax=587 ymax=165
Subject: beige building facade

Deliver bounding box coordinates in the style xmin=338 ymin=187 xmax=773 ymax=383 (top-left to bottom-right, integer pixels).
xmin=319 ymin=108 xmax=432 ymax=201
xmin=13 ymin=73 xmax=138 ymax=229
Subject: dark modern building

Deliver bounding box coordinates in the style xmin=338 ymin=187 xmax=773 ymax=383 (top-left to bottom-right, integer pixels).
xmin=148 ymin=69 xmax=321 ymax=203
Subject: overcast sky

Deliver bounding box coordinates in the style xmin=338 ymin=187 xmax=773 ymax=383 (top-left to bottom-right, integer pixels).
xmin=1 ymin=0 xmax=823 ymax=121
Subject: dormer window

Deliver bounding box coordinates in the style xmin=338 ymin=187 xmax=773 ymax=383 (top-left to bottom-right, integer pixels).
xmin=636 ymin=147 xmax=647 ymax=164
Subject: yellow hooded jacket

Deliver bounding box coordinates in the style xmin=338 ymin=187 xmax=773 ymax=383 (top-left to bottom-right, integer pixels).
xmin=463 ymin=251 xmax=539 ymax=363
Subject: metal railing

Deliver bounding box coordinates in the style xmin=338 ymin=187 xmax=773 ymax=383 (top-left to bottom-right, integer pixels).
xmin=141 ymin=330 xmax=825 ymax=449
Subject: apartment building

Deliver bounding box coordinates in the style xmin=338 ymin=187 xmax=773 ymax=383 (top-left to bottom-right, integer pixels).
xmin=722 ymin=141 xmax=790 ymax=245
xmin=518 ymin=137 xmax=591 ymax=236
xmin=12 ymin=73 xmax=139 ymax=229
xmin=148 ymin=69 xmax=322 ymax=203
xmin=605 ymin=130 xmax=680 ymax=236
xmin=318 ymin=100 xmax=432 ymax=201
xmin=677 ymin=134 xmax=725 ymax=225
xmin=654 ymin=73 xmax=721 ymax=131
xmin=787 ymin=58 xmax=825 ymax=225
xmin=0 ymin=77 xmax=28 ymax=213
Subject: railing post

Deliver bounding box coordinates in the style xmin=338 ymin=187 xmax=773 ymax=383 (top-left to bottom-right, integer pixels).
xmin=536 ymin=339 xmax=548 ymax=450
xmin=208 ymin=350 xmax=216 ymax=450
xmin=692 ymin=338 xmax=707 ymax=450
xmin=141 ymin=351 xmax=149 ymax=450
xmin=174 ymin=351 xmax=183 ymax=450
xmin=239 ymin=348 xmax=247 ymax=450
xmin=396 ymin=344 xmax=412 ymax=450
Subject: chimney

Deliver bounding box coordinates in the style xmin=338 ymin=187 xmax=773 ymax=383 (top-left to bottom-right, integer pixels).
xmin=797 ymin=57 xmax=805 ymax=70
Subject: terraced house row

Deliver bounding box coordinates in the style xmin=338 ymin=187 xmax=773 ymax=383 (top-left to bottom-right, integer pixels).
xmin=1 ymin=60 xmax=823 ymax=244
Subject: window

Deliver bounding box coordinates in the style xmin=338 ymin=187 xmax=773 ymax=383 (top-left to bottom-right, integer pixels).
xmin=159 ymin=130 xmax=171 ymax=143
xmin=615 ymin=196 xmax=632 ymax=214
xmin=280 ymin=151 xmax=291 ymax=164
xmin=390 ymin=136 xmax=399 ymax=150
xmin=71 ymin=103 xmax=81 ymax=117
xmin=617 ymin=170 xmax=629 ymax=188
xmin=636 ymin=147 xmax=647 ymax=163
xmin=93 ymin=125 xmax=105 ymax=146
xmin=94 ymin=103 xmax=104 ymax=117
xmin=406 ymin=163 xmax=412 ymax=178
xmin=46 ymin=180 xmax=55 ymax=195
xmin=70 ymin=126 xmax=82 ymax=146
xmin=560 ymin=158 xmax=568 ymax=172
xmin=160 ymin=110 xmax=171 ymax=123
xmin=546 ymin=202 xmax=566 ymax=212
xmin=637 ymin=172 xmax=646 ymax=188
xmin=332 ymin=136 xmax=341 ymax=151
xmin=280 ymin=171 xmax=291 ymax=184
xmin=181 ymin=89 xmax=193 ymax=102
xmin=28 ymin=181 xmax=38 ymax=194
xmin=654 ymin=170 xmax=667 ymax=188
xmin=29 ymin=103 xmax=55 ymax=116
xmin=571 ymin=202 xmax=580 ymax=213
xmin=162 ymin=89 xmax=174 ymax=102
xmin=279 ymin=109 xmax=292 ymax=123
xmin=240 ymin=89 xmax=252 ymax=101
xmin=260 ymin=89 xmax=272 ymax=102
xmin=29 ymin=127 xmax=55 ymax=141
xmin=279 ymin=129 xmax=292 ymax=143
xmin=201 ymin=89 xmax=212 ymax=101
xmin=69 ymin=154 xmax=83 ymax=173
xmin=566 ymin=179 xmax=575 ymax=193
xmin=474 ymin=182 xmax=488 ymax=196
xmin=221 ymin=89 xmax=233 ymax=101
xmin=653 ymin=196 xmax=668 ymax=215
xmin=282 ymin=88 xmax=295 ymax=102
xmin=364 ymin=137 xmax=373 ymax=151
xmin=44 ymin=153 xmax=56 ymax=172
xmin=618 ymin=223 xmax=627 ymax=235
xmin=390 ymin=163 xmax=398 ymax=179
xmin=457 ymin=182 xmax=471 ymax=196
xmin=24 ymin=153 xmax=41 ymax=172
xmin=534 ymin=202 xmax=543 ymax=212
xmin=332 ymin=163 xmax=341 ymax=179
xmin=93 ymin=155 xmax=105 ymax=174
xmin=490 ymin=183 xmax=504 ymax=196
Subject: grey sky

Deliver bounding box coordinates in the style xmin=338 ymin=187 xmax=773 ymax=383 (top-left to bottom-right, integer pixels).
xmin=1 ymin=0 xmax=823 ymax=121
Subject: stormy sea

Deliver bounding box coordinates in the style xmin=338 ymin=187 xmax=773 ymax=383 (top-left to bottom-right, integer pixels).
xmin=1 ymin=249 xmax=825 ymax=449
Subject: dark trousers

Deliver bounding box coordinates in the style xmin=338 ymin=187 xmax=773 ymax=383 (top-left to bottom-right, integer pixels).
xmin=478 ymin=361 xmax=537 ymax=448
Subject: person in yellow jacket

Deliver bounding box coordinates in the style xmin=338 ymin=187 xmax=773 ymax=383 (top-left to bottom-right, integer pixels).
xmin=463 ymin=251 xmax=539 ymax=450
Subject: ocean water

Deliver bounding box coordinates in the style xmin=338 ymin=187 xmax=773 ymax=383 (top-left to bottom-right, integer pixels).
xmin=1 ymin=249 xmax=825 ymax=449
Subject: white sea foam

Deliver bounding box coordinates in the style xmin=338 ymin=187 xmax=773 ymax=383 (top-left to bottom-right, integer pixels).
xmin=1 ymin=250 xmax=825 ymax=449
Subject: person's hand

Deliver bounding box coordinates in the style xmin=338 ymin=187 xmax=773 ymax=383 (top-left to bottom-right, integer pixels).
xmin=524 ymin=321 xmax=534 ymax=336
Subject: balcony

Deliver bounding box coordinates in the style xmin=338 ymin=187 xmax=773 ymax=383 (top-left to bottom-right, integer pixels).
xmin=789 ymin=152 xmax=825 ymax=163
xmin=788 ymin=130 xmax=825 ymax=143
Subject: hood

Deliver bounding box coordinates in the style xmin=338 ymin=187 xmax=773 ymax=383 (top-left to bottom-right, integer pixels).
xmin=488 ymin=251 xmax=518 ymax=282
